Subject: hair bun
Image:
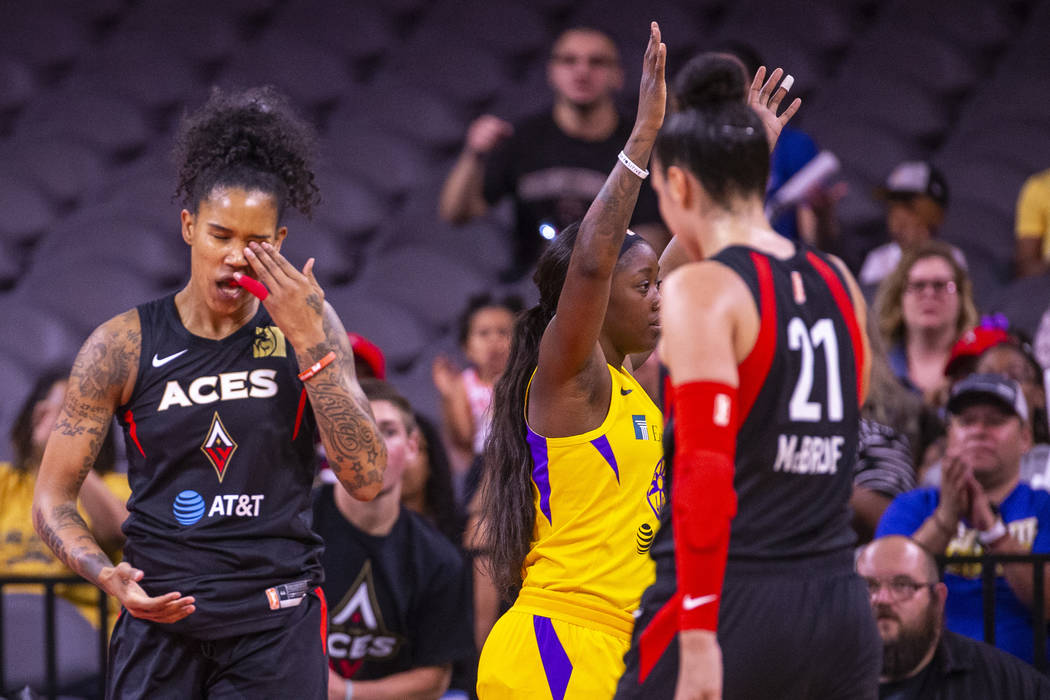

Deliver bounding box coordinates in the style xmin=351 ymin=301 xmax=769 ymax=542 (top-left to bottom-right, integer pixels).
xmin=672 ymin=54 xmax=748 ymax=111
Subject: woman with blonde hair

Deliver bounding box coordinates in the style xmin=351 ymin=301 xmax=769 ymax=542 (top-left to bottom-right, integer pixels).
xmin=874 ymin=239 xmax=978 ymax=403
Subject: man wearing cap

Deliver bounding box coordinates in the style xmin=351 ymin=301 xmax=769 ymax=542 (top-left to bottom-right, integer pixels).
xmin=876 ymin=373 xmax=1050 ymax=663
xmin=857 ymin=535 xmax=1050 ymax=698
xmin=859 ymin=161 xmax=967 ymax=288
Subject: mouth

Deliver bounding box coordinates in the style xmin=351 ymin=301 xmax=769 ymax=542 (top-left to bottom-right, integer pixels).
xmin=216 ymin=276 xmax=244 ymax=300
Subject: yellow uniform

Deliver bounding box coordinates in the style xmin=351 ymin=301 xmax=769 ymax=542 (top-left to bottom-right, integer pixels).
xmin=0 ymin=463 xmax=130 ymax=629
xmin=477 ymin=365 xmax=664 ymax=699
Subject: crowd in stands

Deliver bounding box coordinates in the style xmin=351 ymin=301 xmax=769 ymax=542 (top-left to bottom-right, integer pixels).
xmin=6 ymin=1 xmax=1050 ymax=698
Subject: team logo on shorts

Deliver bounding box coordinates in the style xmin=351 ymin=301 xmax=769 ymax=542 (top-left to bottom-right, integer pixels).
xmin=201 ymin=412 xmax=238 ymax=482
xmin=253 ymin=326 xmax=287 ymax=358
xmin=646 ymin=457 xmax=666 ymax=518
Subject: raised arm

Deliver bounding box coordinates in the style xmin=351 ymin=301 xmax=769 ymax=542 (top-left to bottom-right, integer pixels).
xmin=438 ymin=115 xmax=513 ymax=224
xmin=242 ymin=243 xmax=387 ymax=500
xmin=33 ymin=311 xmax=196 ymax=623
xmin=747 ymin=66 xmax=801 ymax=154
xmin=535 ymin=22 xmax=666 ymax=385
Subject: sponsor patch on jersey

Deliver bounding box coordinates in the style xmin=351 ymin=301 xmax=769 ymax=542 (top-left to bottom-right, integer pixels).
xmin=635 ymin=522 xmax=655 ymax=554
xmin=633 ymin=415 xmax=649 ymax=440
xmin=253 ymin=326 xmax=287 ymax=358
xmin=201 ymin=412 xmax=238 ymax=482
xmin=265 ymin=579 xmax=309 ymax=610
xmin=172 ymin=490 xmax=206 ymax=526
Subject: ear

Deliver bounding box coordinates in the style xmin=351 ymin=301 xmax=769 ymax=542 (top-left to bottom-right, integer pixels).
xmin=180 ymin=209 xmax=194 ymax=246
xmin=1020 ymin=419 xmax=1034 ymax=453
xmin=933 ymin=582 xmax=948 ymax=612
xmin=274 ymin=226 xmax=288 ymax=252
xmin=666 ymin=166 xmax=691 ymax=209
xmin=406 ymin=428 xmax=421 ymax=463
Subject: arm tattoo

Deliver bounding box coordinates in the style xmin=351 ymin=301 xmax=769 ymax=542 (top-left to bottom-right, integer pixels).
xmin=33 ymin=504 xmax=113 ymax=585
xmin=301 ymin=309 xmax=387 ymax=494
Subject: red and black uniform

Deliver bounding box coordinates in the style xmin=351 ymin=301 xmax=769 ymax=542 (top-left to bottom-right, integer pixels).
xmin=616 ymin=245 xmax=880 ymax=699
xmin=107 ymin=294 xmax=328 ymax=698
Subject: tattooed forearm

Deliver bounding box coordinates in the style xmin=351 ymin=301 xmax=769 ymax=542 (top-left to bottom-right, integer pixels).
xmin=32 ymin=503 xmax=113 ymax=585
xmin=300 ymin=308 xmax=387 ymax=497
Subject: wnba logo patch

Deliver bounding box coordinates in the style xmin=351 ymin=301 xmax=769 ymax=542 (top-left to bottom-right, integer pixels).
xmin=201 ymin=412 xmax=238 ymax=482
xmin=636 ymin=522 xmax=655 ymax=554
xmin=647 ymin=457 xmax=666 ymax=517
xmin=253 ymin=326 xmax=287 ymax=358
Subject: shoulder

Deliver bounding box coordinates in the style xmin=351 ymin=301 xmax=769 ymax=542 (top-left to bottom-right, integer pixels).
xmin=664 ymin=260 xmax=750 ymax=313
xmin=942 ymin=629 xmax=1050 ymax=692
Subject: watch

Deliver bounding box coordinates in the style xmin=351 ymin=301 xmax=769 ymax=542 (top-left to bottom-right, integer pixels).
xmin=977 ymin=517 xmax=1008 ymax=545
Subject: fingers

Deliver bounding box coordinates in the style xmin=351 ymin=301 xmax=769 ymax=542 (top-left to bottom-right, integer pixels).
xmin=303 ymin=257 xmax=316 ymax=282
xmin=779 ymin=97 xmax=802 ymax=125
xmin=759 ymin=67 xmax=784 ymax=103
xmin=126 ymin=590 xmax=197 ymax=624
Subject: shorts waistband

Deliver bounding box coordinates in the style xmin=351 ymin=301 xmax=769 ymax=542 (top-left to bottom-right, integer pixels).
xmin=513 ymin=588 xmax=635 ymax=640
xmin=725 ymin=549 xmax=855 ymax=579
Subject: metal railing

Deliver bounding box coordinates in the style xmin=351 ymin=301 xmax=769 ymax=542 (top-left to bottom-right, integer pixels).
xmin=0 ymin=576 xmax=108 ymax=700
xmin=939 ymin=552 xmax=1050 ymax=673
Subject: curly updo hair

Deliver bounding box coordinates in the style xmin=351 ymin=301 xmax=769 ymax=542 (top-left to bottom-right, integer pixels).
xmin=173 ymin=86 xmax=320 ymax=219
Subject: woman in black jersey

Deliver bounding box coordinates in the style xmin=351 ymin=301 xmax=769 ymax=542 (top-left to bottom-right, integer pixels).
xmin=615 ymin=62 xmax=879 ymax=699
xmin=33 ymin=87 xmax=386 ymax=697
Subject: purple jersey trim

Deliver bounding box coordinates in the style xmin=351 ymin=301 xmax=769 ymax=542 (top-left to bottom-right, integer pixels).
xmin=533 ymin=614 xmax=572 ymax=700
xmin=527 ymin=428 xmax=553 ymax=525
xmin=590 ymin=434 xmax=620 ymax=483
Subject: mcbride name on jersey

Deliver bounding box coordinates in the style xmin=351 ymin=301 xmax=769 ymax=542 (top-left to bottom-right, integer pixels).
xmin=117 ymin=295 xmax=323 ymax=640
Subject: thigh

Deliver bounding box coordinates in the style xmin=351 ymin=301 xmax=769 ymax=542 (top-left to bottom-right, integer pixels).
xmin=478 ymin=609 xmax=628 ymax=700
xmin=107 ymin=611 xmax=208 ymax=699
xmin=207 ymin=588 xmax=328 ymax=700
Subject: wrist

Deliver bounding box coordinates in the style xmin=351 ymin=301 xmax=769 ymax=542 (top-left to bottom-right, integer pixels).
xmin=679 ymin=628 xmax=719 ymax=651
xmin=978 ymin=517 xmax=1009 ymax=546
xmin=932 ymin=508 xmax=958 ymax=535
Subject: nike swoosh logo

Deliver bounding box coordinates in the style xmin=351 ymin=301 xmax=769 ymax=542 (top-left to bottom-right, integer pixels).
xmin=620 ymin=387 xmax=633 ymax=395
xmin=152 ymin=349 xmax=188 ymax=367
xmin=682 ymin=594 xmax=718 ymax=611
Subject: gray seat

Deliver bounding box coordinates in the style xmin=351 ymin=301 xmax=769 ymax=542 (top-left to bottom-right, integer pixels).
xmin=15 ymin=90 xmax=150 ymax=162
xmin=0 ymin=175 xmax=55 ymax=247
xmin=3 ymin=137 xmax=108 ymax=209
xmin=323 ymin=286 xmax=430 ymax=370
xmin=1 ymin=592 xmax=102 ymax=698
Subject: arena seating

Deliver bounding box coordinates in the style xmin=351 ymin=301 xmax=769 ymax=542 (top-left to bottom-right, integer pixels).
xmin=3 ymin=0 xmax=1050 ymax=455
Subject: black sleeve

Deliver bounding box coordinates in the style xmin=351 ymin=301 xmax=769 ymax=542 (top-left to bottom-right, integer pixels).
xmin=408 ymin=531 xmax=475 ymax=668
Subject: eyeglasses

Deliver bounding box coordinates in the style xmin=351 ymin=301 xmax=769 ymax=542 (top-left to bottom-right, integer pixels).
xmin=864 ymin=576 xmax=938 ymax=602
xmin=904 ymin=279 xmax=958 ymax=296
xmin=550 ymin=53 xmax=618 ymax=69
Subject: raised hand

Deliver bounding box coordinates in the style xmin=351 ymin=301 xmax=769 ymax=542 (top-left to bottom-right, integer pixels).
xmin=635 ymin=21 xmax=667 ymax=137
xmin=748 ymin=67 xmax=802 ymax=153
xmin=99 ymin=562 xmax=196 ymax=623
xmin=241 ymin=241 xmax=326 ymax=351
xmin=432 ymin=355 xmax=461 ymax=397
xmin=465 ymin=115 xmax=513 ymax=156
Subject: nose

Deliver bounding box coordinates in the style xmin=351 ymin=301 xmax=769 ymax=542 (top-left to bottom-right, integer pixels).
xmin=869 ymin=582 xmax=895 ymax=605
xmin=225 ymin=242 xmax=249 ymax=268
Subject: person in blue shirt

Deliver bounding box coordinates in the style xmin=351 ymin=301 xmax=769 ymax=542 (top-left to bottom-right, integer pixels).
xmin=877 ymin=373 xmax=1050 ymax=664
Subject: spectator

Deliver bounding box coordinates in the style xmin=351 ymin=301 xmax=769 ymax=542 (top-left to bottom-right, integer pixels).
xmin=852 ymin=313 xmax=933 ymax=543
xmin=313 ymin=379 xmax=474 ymax=700
xmin=438 ymin=26 xmax=665 ymax=280
xmin=1014 ymin=168 xmax=1050 ymax=278
xmin=874 ymin=241 xmax=979 ymax=403
xmin=857 ymin=535 xmax=1050 ymax=698
xmin=876 ymin=373 xmax=1050 ymax=664
xmin=2 ymin=368 xmax=127 ymax=630
xmin=401 ymin=411 xmax=464 ymax=545
xmin=859 ymin=161 xmax=966 ymax=289
xmin=431 ymin=293 xmax=522 ymax=491
xmin=348 ymin=332 xmax=387 ymax=380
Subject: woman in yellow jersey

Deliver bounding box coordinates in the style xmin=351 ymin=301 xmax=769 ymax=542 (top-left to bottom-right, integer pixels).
xmin=475 ymin=23 xmax=667 ymax=699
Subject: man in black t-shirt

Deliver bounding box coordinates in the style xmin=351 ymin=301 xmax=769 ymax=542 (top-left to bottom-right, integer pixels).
xmin=857 ymin=536 xmax=1050 ymax=699
xmin=313 ymin=379 xmax=474 ymax=699
xmin=438 ymin=27 xmax=666 ymax=280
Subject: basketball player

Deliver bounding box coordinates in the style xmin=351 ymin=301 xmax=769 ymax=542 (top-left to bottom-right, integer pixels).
xmin=474 ymin=23 xmax=667 ymax=699
xmin=32 ymin=86 xmax=387 ymax=697
xmin=615 ymin=61 xmax=880 ymax=698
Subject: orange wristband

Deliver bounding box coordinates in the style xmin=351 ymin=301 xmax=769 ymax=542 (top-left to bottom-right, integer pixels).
xmin=298 ymin=351 xmax=336 ymax=381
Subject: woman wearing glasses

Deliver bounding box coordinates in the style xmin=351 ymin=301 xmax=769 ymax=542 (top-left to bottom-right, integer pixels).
xmin=874 ymin=240 xmax=979 ymax=404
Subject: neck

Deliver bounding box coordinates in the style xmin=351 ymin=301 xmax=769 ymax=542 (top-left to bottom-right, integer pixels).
xmin=979 ymin=472 xmax=1020 ymax=505
xmin=175 ymin=287 xmax=258 ymax=340
xmin=552 ymin=97 xmax=618 ymax=141
xmin=333 ymin=480 xmax=401 ymax=536
xmin=696 ymin=199 xmax=788 ymax=260
xmin=597 ymin=335 xmax=626 ymax=371
xmin=400 ymin=489 xmax=426 ymax=516
xmin=907 ymin=326 xmax=956 ymax=354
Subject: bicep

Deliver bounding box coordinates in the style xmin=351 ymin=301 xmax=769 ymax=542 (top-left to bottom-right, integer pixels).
xmin=661 ymin=268 xmax=741 ymax=387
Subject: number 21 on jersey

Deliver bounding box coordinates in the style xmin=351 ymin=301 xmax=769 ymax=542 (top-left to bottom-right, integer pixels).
xmin=787 ymin=317 xmax=843 ymax=422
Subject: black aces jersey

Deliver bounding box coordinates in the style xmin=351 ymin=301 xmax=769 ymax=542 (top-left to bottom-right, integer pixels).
xmin=650 ymin=245 xmax=863 ymax=571
xmin=116 ymin=294 xmax=323 ymax=639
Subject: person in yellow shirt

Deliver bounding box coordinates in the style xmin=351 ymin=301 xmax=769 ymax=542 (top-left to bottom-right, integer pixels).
xmin=2 ymin=368 xmax=128 ymax=630
xmin=1014 ymin=168 xmax=1050 ymax=278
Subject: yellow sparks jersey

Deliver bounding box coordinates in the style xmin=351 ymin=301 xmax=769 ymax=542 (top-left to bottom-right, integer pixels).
xmin=521 ymin=365 xmax=665 ymax=628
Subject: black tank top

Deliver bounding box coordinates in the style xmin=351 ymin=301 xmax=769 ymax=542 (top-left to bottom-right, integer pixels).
xmin=117 ymin=294 xmax=323 ymax=639
xmin=650 ymin=245 xmax=863 ymax=572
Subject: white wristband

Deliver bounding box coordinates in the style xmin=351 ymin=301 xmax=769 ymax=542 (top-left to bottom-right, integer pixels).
xmin=977 ymin=518 xmax=1008 ymax=545
xmin=344 ymin=679 xmax=354 ymax=700
xmin=618 ymin=150 xmax=649 ymax=179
